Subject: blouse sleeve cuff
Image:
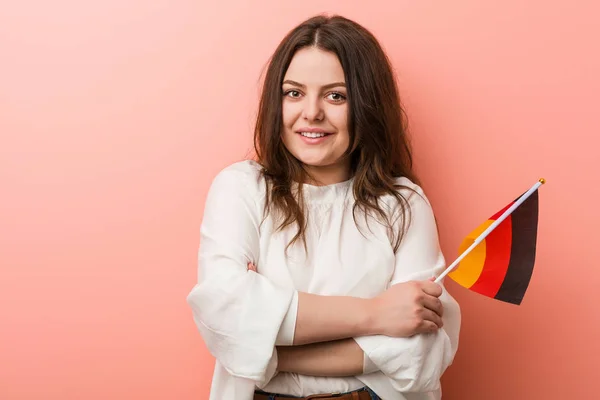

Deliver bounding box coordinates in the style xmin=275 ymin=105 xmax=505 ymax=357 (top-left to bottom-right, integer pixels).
xmin=255 ymin=347 xmax=279 ymax=389
xmin=363 ymin=351 xmax=379 ymax=374
xmin=275 ymin=290 xmax=298 ymax=346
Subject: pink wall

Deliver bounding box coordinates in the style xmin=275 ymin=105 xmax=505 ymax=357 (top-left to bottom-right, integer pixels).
xmin=1 ymin=1 xmax=597 ymax=399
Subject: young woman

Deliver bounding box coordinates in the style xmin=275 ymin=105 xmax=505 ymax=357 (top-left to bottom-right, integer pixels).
xmin=187 ymin=14 xmax=461 ymax=400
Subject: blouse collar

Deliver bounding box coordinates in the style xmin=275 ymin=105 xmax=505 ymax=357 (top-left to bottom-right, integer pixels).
xmin=296 ymin=177 xmax=354 ymax=205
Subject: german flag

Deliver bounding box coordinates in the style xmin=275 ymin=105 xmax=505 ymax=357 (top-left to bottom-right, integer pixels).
xmin=448 ymin=188 xmax=540 ymax=305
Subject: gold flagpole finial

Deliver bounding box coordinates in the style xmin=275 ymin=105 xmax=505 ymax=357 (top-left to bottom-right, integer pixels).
xmin=539 ymin=178 xmax=546 ymax=184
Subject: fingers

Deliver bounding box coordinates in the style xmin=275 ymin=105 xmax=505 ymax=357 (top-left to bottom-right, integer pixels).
xmin=419 ymin=308 xmax=444 ymax=330
xmin=421 ymin=293 xmax=444 ymax=318
xmin=247 ymin=262 xmax=257 ymax=272
xmin=416 ymin=319 xmax=441 ymax=334
xmin=420 ymin=281 xmax=443 ymax=297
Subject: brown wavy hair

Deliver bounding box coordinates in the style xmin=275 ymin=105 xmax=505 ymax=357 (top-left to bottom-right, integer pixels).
xmin=253 ymin=14 xmax=421 ymax=252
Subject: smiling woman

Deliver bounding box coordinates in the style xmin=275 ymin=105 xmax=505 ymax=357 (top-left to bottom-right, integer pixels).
xmin=187 ymin=14 xmax=461 ymax=400
xmin=281 ymin=48 xmax=350 ymax=184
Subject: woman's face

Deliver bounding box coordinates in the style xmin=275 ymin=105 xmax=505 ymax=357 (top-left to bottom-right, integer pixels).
xmin=281 ymin=47 xmax=351 ymax=184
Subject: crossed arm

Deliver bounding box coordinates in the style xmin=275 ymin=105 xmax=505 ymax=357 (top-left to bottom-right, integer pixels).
xmin=246 ymin=262 xmax=444 ymax=378
xmin=278 ymin=338 xmax=365 ymax=377
xmin=272 ymin=287 xmax=449 ymax=379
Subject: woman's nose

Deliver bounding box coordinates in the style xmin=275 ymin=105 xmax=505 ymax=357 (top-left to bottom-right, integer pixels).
xmin=302 ymin=98 xmax=324 ymax=122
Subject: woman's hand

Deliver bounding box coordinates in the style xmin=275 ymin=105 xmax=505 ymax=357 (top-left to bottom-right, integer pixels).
xmin=370 ymin=280 xmax=444 ymax=337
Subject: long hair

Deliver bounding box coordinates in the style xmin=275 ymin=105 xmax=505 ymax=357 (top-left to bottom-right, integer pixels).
xmin=253 ymin=14 xmax=420 ymax=252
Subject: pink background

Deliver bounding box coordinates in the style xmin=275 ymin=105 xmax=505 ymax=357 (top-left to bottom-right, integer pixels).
xmin=1 ymin=1 xmax=598 ymax=399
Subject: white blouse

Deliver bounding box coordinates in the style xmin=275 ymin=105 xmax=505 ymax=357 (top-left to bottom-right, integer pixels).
xmin=187 ymin=160 xmax=461 ymax=400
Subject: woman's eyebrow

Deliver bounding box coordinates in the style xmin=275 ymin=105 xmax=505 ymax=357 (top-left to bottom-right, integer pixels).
xmin=282 ymin=80 xmax=346 ymax=90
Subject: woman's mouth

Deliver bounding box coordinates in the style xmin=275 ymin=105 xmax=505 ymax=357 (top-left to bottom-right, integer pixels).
xmin=297 ymin=131 xmax=332 ymax=144
xmin=299 ymin=131 xmax=329 ymax=138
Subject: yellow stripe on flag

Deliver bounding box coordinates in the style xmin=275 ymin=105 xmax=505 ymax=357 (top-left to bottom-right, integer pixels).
xmin=449 ymin=219 xmax=493 ymax=288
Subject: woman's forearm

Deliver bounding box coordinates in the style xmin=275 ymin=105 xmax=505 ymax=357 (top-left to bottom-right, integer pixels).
xmin=292 ymin=292 xmax=377 ymax=345
xmin=277 ymin=338 xmax=365 ymax=377
xmin=246 ymin=262 xmax=379 ymax=346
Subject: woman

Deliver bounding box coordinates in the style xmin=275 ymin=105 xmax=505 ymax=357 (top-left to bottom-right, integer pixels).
xmin=187 ymin=14 xmax=461 ymax=400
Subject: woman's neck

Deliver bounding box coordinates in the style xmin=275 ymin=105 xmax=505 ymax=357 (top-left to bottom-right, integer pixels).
xmin=303 ymin=161 xmax=351 ymax=186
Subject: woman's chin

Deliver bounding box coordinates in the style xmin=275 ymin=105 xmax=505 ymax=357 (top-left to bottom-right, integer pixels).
xmin=296 ymin=157 xmax=330 ymax=169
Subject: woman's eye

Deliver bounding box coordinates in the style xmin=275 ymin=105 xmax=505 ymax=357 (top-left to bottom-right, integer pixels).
xmin=327 ymin=92 xmax=346 ymax=102
xmin=285 ymin=90 xmax=301 ymax=98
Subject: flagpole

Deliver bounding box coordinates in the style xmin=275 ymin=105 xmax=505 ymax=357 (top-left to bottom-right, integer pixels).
xmin=434 ymin=178 xmax=545 ymax=284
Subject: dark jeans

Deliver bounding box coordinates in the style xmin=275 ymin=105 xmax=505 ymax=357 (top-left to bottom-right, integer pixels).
xmin=254 ymin=387 xmax=382 ymax=399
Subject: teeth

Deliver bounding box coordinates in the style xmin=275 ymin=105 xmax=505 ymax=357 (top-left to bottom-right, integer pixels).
xmin=300 ymin=132 xmax=326 ymax=138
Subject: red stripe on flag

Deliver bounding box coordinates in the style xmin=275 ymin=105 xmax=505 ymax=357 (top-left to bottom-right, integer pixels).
xmin=469 ymin=215 xmax=512 ymax=297
xmin=490 ymin=201 xmax=515 ymax=220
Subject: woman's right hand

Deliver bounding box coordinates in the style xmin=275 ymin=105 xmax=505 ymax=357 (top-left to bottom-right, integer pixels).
xmin=370 ymin=280 xmax=444 ymax=338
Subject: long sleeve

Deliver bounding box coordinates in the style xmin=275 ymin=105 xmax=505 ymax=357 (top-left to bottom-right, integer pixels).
xmin=354 ymin=182 xmax=461 ymax=393
xmin=186 ymin=163 xmax=298 ymax=385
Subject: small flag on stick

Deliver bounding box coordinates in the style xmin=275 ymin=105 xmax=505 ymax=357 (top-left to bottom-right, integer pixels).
xmin=435 ymin=178 xmax=544 ymax=305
